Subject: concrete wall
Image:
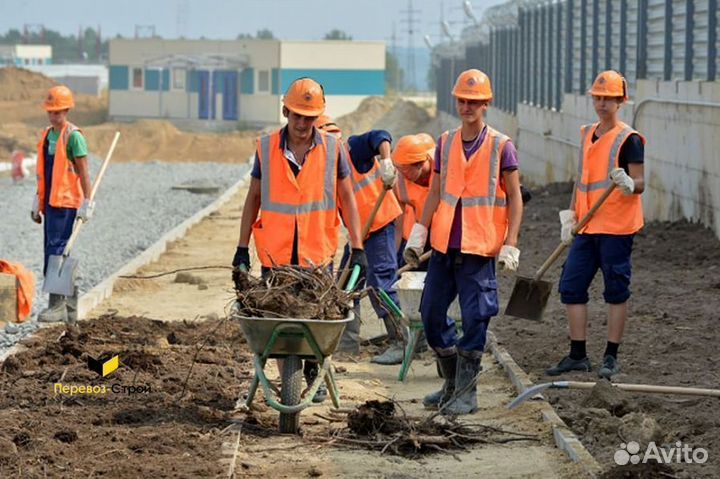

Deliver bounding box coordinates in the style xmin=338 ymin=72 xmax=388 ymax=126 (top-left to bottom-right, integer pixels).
xmin=516 ymin=80 xmax=720 ymax=238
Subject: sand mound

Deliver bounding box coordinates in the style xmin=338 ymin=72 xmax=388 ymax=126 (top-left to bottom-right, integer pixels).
xmin=0 ymin=68 xmax=56 ymax=102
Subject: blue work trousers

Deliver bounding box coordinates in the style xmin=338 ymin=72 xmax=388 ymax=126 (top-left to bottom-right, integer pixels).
xmin=420 ymin=249 xmax=498 ymax=354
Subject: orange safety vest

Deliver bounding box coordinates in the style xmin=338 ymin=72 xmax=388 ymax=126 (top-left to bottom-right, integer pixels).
xmin=0 ymin=260 xmax=35 ymax=323
xmin=575 ymin=122 xmax=645 ymax=235
xmin=36 ymin=122 xmax=85 ymax=214
xmin=430 ymin=126 xmax=510 ymax=256
xmin=348 ymin=152 xmax=402 ymax=236
xmin=395 ymin=172 xmax=431 ymax=240
xmin=252 ymin=129 xmax=342 ymax=268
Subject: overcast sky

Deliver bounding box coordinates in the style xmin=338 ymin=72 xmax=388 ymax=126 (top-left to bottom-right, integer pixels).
xmin=0 ymin=0 xmax=502 ymax=43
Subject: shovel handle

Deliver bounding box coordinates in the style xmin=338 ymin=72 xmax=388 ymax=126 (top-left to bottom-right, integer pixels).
xmin=562 ymin=381 xmax=720 ymax=397
xmin=398 ymin=250 xmax=432 ymax=275
xmin=337 ymin=187 xmax=388 ymax=287
xmin=533 ymin=183 xmax=617 ymax=281
xmin=61 ymin=132 xmax=121 ymax=257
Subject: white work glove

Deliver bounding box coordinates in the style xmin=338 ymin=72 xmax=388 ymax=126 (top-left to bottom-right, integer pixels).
xmin=403 ymin=223 xmax=428 ymax=266
xmin=497 ymin=245 xmax=520 ymax=273
xmin=30 ymin=195 xmax=42 ymax=224
xmin=610 ymin=167 xmax=635 ymax=195
xmin=559 ymin=209 xmax=577 ymax=245
xmin=379 ymin=157 xmax=397 ymax=189
xmin=77 ymin=199 xmax=95 ymax=222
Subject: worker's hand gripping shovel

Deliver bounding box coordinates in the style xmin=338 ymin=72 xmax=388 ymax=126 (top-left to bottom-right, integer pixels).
xmin=43 ymin=132 xmax=120 ymax=296
xmin=504 ymin=183 xmax=617 ymax=321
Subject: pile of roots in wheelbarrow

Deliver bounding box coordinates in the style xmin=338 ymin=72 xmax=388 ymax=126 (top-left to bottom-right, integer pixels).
xmin=336 ymin=400 xmax=539 ymax=457
xmin=232 ymin=265 xmax=357 ymax=320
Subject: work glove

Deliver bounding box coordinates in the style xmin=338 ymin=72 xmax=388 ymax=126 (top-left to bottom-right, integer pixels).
xmin=610 ymin=167 xmax=635 ymax=195
xmin=379 ymin=158 xmax=397 ymax=189
xmin=349 ymin=248 xmax=368 ymax=288
xmin=30 ymin=195 xmax=42 ymax=224
xmin=497 ymin=245 xmax=520 ymax=273
xmin=403 ymin=223 xmax=428 ymax=266
xmin=559 ymin=209 xmax=577 ymax=245
xmin=77 ymin=199 xmax=95 ymax=222
xmin=232 ymin=246 xmax=250 ymax=271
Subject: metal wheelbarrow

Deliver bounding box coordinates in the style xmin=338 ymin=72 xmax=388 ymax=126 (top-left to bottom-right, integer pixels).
xmin=234 ymin=266 xmax=360 ymax=434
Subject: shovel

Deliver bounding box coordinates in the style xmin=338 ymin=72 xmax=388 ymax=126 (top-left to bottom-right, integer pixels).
xmin=504 ymin=183 xmax=617 ymax=321
xmin=398 ymin=250 xmax=432 ymax=275
xmin=43 ymin=132 xmax=120 ymax=296
xmin=508 ymin=380 xmax=720 ymax=410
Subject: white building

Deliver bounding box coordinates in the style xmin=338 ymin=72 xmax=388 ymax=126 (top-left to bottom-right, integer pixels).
xmin=0 ymin=44 xmax=52 ymax=66
xmin=108 ymin=38 xmax=386 ymax=127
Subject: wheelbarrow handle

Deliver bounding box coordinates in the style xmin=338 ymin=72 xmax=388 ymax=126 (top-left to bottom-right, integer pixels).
xmin=533 ymin=183 xmax=617 ymax=281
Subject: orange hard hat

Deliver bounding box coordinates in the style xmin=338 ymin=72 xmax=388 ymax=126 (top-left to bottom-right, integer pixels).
xmin=43 ymin=85 xmax=75 ymax=111
xmin=314 ymin=114 xmax=341 ymax=135
xmin=392 ymin=134 xmax=435 ymax=166
xmin=282 ymin=78 xmax=325 ymax=116
xmin=452 ymin=69 xmax=492 ymax=101
xmin=588 ymin=70 xmax=628 ymax=101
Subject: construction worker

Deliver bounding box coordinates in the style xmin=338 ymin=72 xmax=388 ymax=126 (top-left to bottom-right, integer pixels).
xmin=547 ymin=70 xmax=645 ymax=380
xmin=233 ymin=78 xmax=367 ymax=402
xmin=32 ymin=85 xmax=94 ymax=325
xmin=315 ymin=116 xmax=404 ymax=364
xmin=405 ymin=69 xmax=524 ymax=415
xmin=392 ymin=133 xmax=435 ymax=270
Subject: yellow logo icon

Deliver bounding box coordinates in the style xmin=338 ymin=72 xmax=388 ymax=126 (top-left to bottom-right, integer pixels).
xmin=87 ymin=353 xmax=120 ymax=377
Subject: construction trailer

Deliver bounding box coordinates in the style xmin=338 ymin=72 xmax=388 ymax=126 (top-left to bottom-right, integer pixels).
xmin=108 ymin=38 xmax=385 ymax=127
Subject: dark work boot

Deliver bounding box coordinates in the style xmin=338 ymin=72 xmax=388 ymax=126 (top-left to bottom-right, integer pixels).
xmin=66 ymin=286 xmax=79 ymax=325
xmin=443 ymin=349 xmax=481 ymax=415
xmin=37 ymin=294 xmax=67 ymax=323
xmin=422 ymin=354 xmax=457 ymax=409
xmin=545 ymin=355 xmax=592 ymax=376
xmin=303 ymin=361 xmax=327 ymax=403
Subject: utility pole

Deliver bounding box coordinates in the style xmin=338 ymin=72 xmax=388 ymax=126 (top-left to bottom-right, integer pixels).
xmin=400 ymin=0 xmax=421 ymax=93
xmin=176 ymin=0 xmax=189 ymax=38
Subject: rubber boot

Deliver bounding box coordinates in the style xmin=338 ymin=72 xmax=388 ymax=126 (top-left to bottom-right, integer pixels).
xmin=422 ymin=354 xmax=457 ymax=409
xmin=66 ymin=286 xmax=79 ymax=325
xmin=443 ymin=349 xmax=481 ymax=415
xmin=337 ymin=301 xmax=360 ymax=354
xmin=37 ymin=294 xmax=68 ymax=323
xmin=372 ymin=340 xmax=404 ymax=365
xmin=304 ymin=361 xmax=327 ymax=404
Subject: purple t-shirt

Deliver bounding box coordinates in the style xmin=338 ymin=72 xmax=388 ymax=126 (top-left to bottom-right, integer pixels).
xmin=433 ymin=126 xmax=519 ymax=250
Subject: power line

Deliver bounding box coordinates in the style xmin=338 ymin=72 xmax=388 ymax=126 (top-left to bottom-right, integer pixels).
xmin=399 ymin=0 xmax=421 ymax=92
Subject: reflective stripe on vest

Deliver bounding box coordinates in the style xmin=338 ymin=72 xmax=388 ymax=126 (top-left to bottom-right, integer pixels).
xmin=439 ymin=128 xmax=508 ymax=209
xmin=576 ymin=125 xmax=635 ymax=193
xmin=352 ymin=165 xmax=381 ymax=193
xmin=259 ymin=133 xmax=338 ymax=214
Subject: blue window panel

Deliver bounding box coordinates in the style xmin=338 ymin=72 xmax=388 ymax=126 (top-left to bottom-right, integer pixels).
xmin=109 ymin=65 xmax=129 ymax=90
xmin=271 ymin=68 xmax=280 ymax=95
xmin=187 ymin=70 xmax=198 ymax=92
xmin=241 ymin=68 xmax=254 ymax=94
xmin=144 ymin=68 xmax=170 ymax=91
xmin=278 ymin=69 xmax=385 ymax=95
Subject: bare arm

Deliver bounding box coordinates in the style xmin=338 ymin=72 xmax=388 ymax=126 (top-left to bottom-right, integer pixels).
xmin=338 ymin=176 xmax=363 ymax=249
xmin=238 ymin=178 xmax=261 ymax=247
xmin=73 ymin=156 xmax=93 ymax=198
xmin=419 ymin=171 xmax=441 ymax=228
xmin=503 ymin=169 xmax=523 ymax=247
xmin=629 ymin=163 xmax=644 ymax=194
xmin=378 ymin=140 xmax=391 ymax=159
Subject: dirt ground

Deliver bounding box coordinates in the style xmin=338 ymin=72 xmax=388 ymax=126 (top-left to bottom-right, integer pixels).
xmin=493 ymin=183 xmax=720 ymax=479
xmin=0 ymin=181 xmax=586 ymax=478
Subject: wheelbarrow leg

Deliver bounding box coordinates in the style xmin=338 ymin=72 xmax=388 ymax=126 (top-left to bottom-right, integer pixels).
xmin=325 ymin=359 xmax=342 ymax=409
xmin=245 ymin=354 xmax=268 ymax=407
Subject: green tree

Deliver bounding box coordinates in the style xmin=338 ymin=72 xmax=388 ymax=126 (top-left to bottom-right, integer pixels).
xmin=385 ymin=51 xmax=404 ymax=94
xmin=0 ymin=27 xmax=109 ymax=63
xmin=256 ymin=29 xmax=275 ymax=40
xmin=324 ymin=29 xmax=352 ymax=40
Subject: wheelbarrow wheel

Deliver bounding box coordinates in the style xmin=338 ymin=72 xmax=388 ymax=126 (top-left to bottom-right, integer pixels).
xmin=279 ymin=355 xmax=302 ymax=434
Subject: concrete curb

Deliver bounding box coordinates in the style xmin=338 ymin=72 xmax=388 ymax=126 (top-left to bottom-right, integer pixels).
xmin=0 ymin=167 xmax=251 ymax=364
xmin=486 ymin=331 xmax=603 ymax=478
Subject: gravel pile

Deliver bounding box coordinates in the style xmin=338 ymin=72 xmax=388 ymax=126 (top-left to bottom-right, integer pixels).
xmin=0 ymin=157 xmax=249 ymax=352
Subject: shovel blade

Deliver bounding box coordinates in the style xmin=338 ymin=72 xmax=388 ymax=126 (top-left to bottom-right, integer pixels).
xmin=504 ymin=276 xmax=553 ymax=321
xmin=42 ymin=254 xmax=78 ymax=296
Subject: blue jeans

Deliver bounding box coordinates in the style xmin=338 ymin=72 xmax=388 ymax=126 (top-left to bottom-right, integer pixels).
xmin=559 ymin=234 xmax=634 ymax=305
xmin=420 ymin=249 xmax=498 ymax=353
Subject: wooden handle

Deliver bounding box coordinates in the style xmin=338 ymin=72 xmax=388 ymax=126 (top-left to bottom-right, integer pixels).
xmin=533 ymin=183 xmax=618 ymax=281
xmin=337 ymin=187 xmax=389 ymax=287
xmin=565 ymin=381 xmax=720 ymax=397
xmin=61 ymin=132 xmax=120 ymax=257
xmin=398 ymin=250 xmax=432 ymax=275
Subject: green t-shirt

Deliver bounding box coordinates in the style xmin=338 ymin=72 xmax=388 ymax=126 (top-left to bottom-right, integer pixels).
xmin=46 ymin=129 xmax=88 ymax=160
